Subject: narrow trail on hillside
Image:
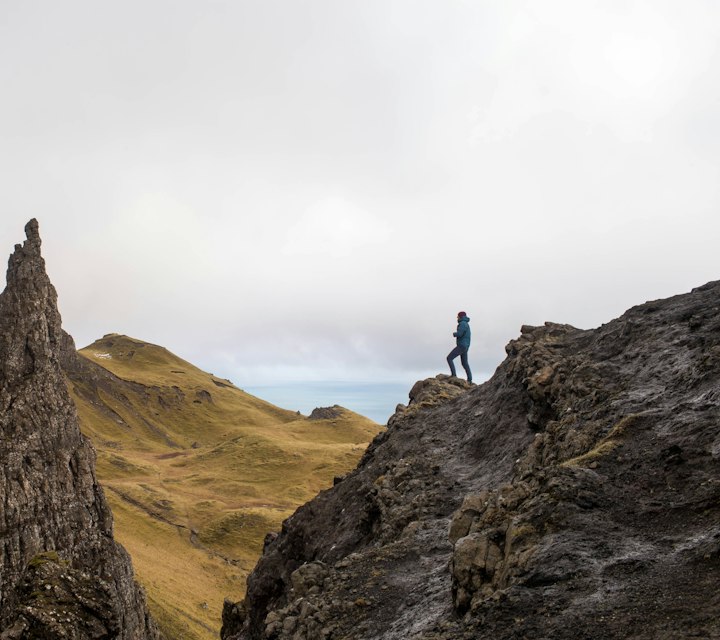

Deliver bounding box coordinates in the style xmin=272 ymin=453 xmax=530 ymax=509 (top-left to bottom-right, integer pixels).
xmin=107 ymin=486 xmax=244 ymax=567
xmin=108 ymin=486 xmax=184 ymax=529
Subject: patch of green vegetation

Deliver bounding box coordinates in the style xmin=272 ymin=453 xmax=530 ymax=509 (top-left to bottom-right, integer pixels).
xmin=139 ymin=483 xmax=160 ymax=494
xmin=606 ymin=413 xmax=647 ymax=438
xmin=561 ymin=440 xmax=619 ymax=467
xmin=104 ymin=453 xmax=150 ymax=475
xmin=146 ymin=593 xmax=197 ymax=640
xmin=199 ymin=510 xmax=279 ymax=556
xmin=152 ymin=499 xmax=175 ymax=513
xmin=508 ymin=523 xmax=537 ymax=544
xmin=194 ymin=500 xmax=220 ymax=512
xmin=561 ymin=413 xmax=648 ymax=468
xmin=28 ymin=550 xmax=67 ymax=568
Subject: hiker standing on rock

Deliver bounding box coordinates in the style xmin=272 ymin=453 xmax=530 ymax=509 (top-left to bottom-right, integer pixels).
xmin=447 ymin=311 xmax=472 ymax=383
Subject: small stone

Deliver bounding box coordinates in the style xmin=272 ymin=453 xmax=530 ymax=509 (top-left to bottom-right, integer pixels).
xmin=282 ymin=616 xmax=298 ymax=634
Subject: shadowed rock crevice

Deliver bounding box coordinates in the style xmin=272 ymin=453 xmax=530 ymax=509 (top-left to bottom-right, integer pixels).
xmin=0 ymin=220 xmax=158 ymax=639
xmin=223 ymin=280 xmax=720 ymax=640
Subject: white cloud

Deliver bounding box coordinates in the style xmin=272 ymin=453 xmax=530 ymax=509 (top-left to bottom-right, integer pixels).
xmin=283 ymin=196 xmax=392 ymax=258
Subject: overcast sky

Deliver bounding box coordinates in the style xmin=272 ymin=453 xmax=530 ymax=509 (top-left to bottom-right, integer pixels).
xmin=1 ymin=1 xmax=719 ymax=406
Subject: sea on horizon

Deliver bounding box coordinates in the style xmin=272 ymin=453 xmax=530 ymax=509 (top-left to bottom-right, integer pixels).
xmin=244 ymin=380 xmax=415 ymax=425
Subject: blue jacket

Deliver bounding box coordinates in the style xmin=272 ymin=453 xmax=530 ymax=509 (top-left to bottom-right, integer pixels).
xmin=454 ymin=316 xmax=471 ymax=348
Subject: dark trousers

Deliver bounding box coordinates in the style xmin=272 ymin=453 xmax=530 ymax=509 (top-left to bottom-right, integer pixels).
xmin=447 ymin=346 xmax=471 ymax=382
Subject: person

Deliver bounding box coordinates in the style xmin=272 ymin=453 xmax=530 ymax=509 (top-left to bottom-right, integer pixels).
xmin=447 ymin=311 xmax=472 ymax=382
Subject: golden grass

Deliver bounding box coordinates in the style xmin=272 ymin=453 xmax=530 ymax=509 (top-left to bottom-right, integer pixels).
xmin=560 ymin=413 xmax=647 ymax=468
xmin=69 ymin=334 xmax=382 ymax=640
xmin=560 ymin=440 xmax=619 ymax=468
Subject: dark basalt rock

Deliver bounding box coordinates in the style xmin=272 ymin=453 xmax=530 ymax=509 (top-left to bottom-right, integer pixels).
xmin=308 ymin=406 xmax=345 ymax=420
xmin=223 ymin=281 xmax=720 ymax=640
xmin=0 ymin=220 xmax=158 ymax=639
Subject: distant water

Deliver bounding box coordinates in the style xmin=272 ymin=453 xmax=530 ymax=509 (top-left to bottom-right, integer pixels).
xmin=244 ymin=381 xmax=413 ymax=425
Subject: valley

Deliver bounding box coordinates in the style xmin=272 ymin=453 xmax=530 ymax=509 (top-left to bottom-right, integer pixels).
xmin=63 ymin=334 xmax=382 ymax=640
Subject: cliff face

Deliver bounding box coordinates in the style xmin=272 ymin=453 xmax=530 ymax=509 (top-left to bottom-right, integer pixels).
xmin=0 ymin=220 xmax=158 ymax=639
xmin=223 ymin=281 xmax=720 ymax=640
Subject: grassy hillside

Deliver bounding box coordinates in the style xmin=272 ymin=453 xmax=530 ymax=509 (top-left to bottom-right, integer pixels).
xmin=64 ymin=334 xmax=382 ymax=640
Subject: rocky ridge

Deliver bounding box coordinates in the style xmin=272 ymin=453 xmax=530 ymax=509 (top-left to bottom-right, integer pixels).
xmin=223 ymin=281 xmax=720 ymax=639
xmin=0 ymin=220 xmax=158 ymax=639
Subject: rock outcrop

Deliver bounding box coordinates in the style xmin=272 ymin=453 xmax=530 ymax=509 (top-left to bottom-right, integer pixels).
xmin=0 ymin=220 xmax=158 ymax=639
xmin=308 ymin=406 xmax=345 ymax=421
xmin=222 ymin=281 xmax=720 ymax=640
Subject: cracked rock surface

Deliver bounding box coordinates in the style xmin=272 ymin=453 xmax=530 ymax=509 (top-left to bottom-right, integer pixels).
xmin=223 ymin=281 xmax=720 ymax=640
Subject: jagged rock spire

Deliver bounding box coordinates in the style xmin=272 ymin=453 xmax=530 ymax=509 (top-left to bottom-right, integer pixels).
xmin=0 ymin=220 xmax=158 ymax=639
xmin=0 ymin=218 xmax=61 ymax=385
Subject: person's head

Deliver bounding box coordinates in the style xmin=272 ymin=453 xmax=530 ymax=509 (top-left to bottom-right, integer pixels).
xmin=457 ymin=311 xmax=467 ymax=320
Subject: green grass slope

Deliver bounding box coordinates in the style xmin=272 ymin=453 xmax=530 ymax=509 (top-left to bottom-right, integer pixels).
xmin=64 ymin=334 xmax=382 ymax=640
